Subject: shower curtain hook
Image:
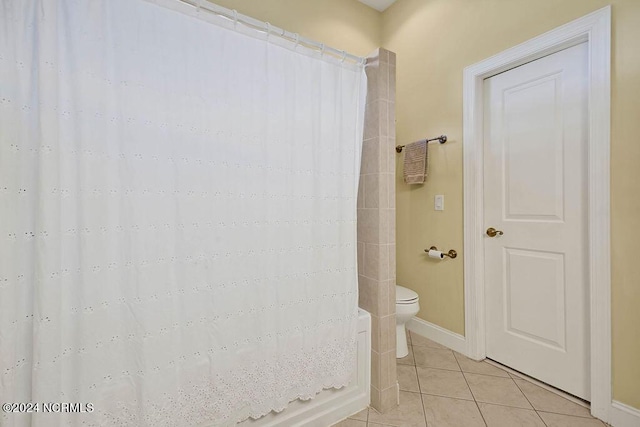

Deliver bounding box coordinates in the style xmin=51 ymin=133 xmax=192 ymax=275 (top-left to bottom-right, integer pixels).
xmin=340 ymin=51 xmax=347 ymax=63
xmin=232 ymin=10 xmax=238 ymax=27
xmin=195 ymin=0 xmax=201 ymax=14
xmin=294 ymin=33 xmax=300 ymax=48
xmin=320 ymin=43 xmax=325 ymax=57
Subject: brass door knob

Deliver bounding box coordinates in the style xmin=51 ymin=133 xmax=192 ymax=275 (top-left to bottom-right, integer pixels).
xmin=486 ymin=227 xmax=504 ymax=237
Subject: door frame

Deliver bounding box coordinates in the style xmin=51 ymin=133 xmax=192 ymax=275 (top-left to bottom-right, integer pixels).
xmin=462 ymin=6 xmax=611 ymax=422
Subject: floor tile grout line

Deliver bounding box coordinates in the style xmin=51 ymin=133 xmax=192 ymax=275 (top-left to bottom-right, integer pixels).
xmin=473 ymin=400 xmax=549 ymax=411
xmin=414 ymin=366 xmax=461 ymax=373
xmin=432 ymin=362 xmax=512 ymax=379
xmin=406 ymin=344 xmax=430 ymax=427
xmin=462 ymin=371 xmax=512 ymax=379
xmin=460 ymin=369 xmax=521 ymax=379
xmin=413 ymin=345 xmax=423 ymax=394
xmin=512 ymin=374 xmax=549 ymax=426
xmin=452 ymin=352 xmax=514 ymax=378
xmin=490 ymin=359 xmax=591 ymax=410
xmin=536 ymin=409 xmax=606 ymax=421
xmin=402 ymin=389 xmax=426 ymax=396
xmin=510 ymin=372 xmax=608 ymax=423
xmin=454 ymin=346 xmax=488 ymax=427
xmin=462 ymin=370 xmax=535 ymax=410
xmin=419 ymin=391 xmax=475 ymax=401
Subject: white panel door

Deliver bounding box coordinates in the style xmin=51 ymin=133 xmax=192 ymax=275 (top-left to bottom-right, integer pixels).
xmin=483 ymin=43 xmax=589 ymax=400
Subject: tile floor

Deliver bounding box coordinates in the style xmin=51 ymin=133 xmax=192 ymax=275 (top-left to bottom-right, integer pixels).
xmin=333 ymin=331 xmax=609 ymax=427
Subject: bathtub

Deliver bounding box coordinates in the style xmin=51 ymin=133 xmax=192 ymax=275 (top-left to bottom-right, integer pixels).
xmin=237 ymin=309 xmax=371 ymax=427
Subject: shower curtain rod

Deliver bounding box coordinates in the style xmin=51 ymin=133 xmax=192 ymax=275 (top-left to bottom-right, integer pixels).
xmin=159 ymin=0 xmax=366 ymax=65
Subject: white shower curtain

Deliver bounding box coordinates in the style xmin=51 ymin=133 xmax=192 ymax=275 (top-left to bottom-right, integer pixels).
xmin=0 ymin=0 xmax=366 ymax=426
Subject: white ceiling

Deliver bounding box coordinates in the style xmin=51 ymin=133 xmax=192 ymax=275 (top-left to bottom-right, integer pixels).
xmin=358 ymin=0 xmax=397 ymax=12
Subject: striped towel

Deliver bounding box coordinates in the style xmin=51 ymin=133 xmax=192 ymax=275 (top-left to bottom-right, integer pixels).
xmin=403 ymin=139 xmax=428 ymax=184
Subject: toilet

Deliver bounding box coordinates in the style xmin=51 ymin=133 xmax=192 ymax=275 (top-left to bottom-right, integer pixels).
xmin=395 ymin=285 xmax=420 ymax=358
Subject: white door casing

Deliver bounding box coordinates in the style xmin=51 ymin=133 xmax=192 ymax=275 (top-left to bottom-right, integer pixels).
xmin=462 ymin=6 xmax=610 ymax=421
xmin=483 ymin=43 xmax=589 ymax=400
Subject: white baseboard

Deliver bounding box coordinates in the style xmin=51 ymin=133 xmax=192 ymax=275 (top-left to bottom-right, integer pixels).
xmin=407 ymin=317 xmax=467 ymax=354
xmin=611 ymin=401 xmax=640 ymax=427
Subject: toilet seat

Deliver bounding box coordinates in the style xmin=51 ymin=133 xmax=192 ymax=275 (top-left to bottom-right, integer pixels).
xmin=396 ymin=285 xmax=418 ymax=304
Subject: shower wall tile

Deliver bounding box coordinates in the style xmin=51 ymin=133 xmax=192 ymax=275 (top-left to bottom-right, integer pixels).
xmin=389 ymin=102 xmax=396 ymax=137
xmin=379 ymin=244 xmax=390 ymax=282
xmin=380 ymin=78 xmax=390 ymax=106
xmin=361 ymin=137 xmax=381 ymax=174
xmin=371 ymin=386 xmax=382 ymax=410
xmin=381 ymin=385 xmax=399 ymax=410
xmin=379 ymin=349 xmax=390 ymax=389
xmin=378 ymin=208 xmax=390 ymax=245
xmin=379 ymin=172 xmax=388 ymax=209
xmin=358 ymin=275 xmax=379 ymax=316
xmin=371 ymin=314 xmax=380 ymax=350
xmin=387 ymin=279 xmax=397 ymax=316
xmin=366 ymin=64 xmax=380 ymax=105
xmin=387 ymin=173 xmax=396 ymax=209
xmin=363 ymin=173 xmax=389 ymax=210
xmin=379 ymin=132 xmax=390 ymax=175
xmin=387 ymin=209 xmax=396 ymax=245
xmin=358 ymin=47 xmax=398 ymax=414
xmin=379 ymin=49 xmax=390 ymax=65
xmin=389 ymin=247 xmax=397 ymax=284
xmin=364 ymin=101 xmax=390 ymax=142
xmin=372 ymin=312 xmax=394 ymax=354
xmin=378 ymin=64 xmax=390 ymax=101
xmin=371 ymin=350 xmax=380 ymax=389
xmin=379 ymin=315 xmax=391 ymax=351
xmin=387 ymin=313 xmax=397 ymax=352
xmin=364 ymin=102 xmax=380 ymax=141
xmin=378 ymin=100 xmax=389 ymax=139
xmin=357 ymin=208 xmax=379 ymax=244
xmin=370 ymin=385 xmax=399 ymax=415
xmin=366 ymin=61 xmax=389 ymax=103
xmin=364 ymin=174 xmax=381 ymax=209
xmin=389 ymin=215 xmax=396 ymax=244
xmin=378 ymin=276 xmax=390 ymax=317
xmin=379 ymin=173 xmax=390 ymax=209
xmin=381 ymin=349 xmax=397 ymax=390
xmin=364 ymin=243 xmax=380 ymax=280
xmin=387 ymin=351 xmax=397 ymax=390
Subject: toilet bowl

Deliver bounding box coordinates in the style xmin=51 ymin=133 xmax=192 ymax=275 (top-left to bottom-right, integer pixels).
xmin=396 ymin=285 xmax=420 ymax=358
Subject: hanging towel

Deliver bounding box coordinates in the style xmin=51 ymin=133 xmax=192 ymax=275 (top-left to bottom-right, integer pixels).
xmin=403 ymin=139 xmax=428 ymax=184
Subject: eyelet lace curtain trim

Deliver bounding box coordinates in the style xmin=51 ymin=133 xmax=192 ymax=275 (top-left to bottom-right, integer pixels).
xmin=0 ymin=0 xmax=365 ymax=426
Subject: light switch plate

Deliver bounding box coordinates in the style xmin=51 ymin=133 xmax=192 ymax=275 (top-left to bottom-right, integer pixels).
xmin=435 ymin=194 xmax=444 ymax=211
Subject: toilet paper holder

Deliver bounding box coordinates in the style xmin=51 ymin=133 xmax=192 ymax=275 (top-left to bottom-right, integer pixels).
xmin=425 ymin=246 xmax=457 ymax=259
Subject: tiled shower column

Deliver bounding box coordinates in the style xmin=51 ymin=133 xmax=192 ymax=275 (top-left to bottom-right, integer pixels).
xmin=357 ymin=48 xmax=397 ymax=413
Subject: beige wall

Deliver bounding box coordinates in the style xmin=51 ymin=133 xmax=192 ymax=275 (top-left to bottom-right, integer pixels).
xmin=207 ymin=0 xmax=382 ymax=57
xmin=383 ymin=0 xmax=640 ymax=409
